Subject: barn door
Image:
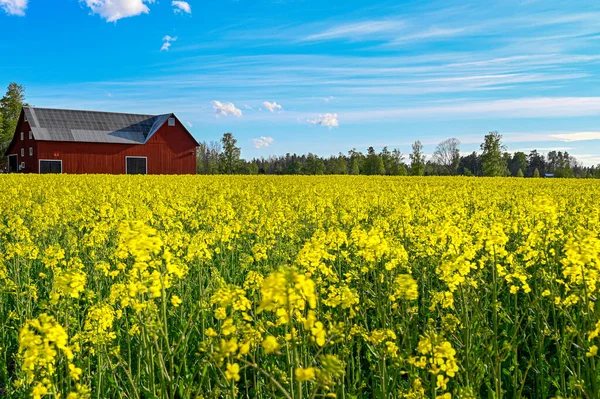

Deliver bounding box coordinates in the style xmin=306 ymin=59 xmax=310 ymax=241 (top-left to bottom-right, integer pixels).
xmin=8 ymin=155 xmax=18 ymax=173
xmin=39 ymin=160 xmax=62 ymax=174
xmin=126 ymin=157 xmax=147 ymax=175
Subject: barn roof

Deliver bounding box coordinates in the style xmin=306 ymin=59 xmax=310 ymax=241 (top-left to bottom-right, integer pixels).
xmin=22 ymin=106 xmax=175 ymax=145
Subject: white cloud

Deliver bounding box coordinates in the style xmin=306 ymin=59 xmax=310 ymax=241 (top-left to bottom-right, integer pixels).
xmin=172 ymin=1 xmax=191 ymax=14
xmin=0 ymin=0 xmax=27 ymax=16
xmin=549 ymin=132 xmax=600 ymax=142
xmin=82 ymin=0 xmax=155 ymax=22
xmin=161 ymin=35 xmax=177 ymax=51
xmin=309 ymin=113 xmax=339 ymax=129
xmin=253 ymin=136 xmax=274 ymax=148
xmin=186 ymin=121 xmax=193 ymax=128
xmin=212 ymin=101 xmax=243 ymax=117
xmin=324 ymin=96 xmax=335 ymax=102
xmin=263 ymin=101 xmax=283 ymax=113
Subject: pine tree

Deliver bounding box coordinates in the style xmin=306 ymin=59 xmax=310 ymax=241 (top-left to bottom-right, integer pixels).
xmin=516 ymin=168 xmax=524 ymax=177
xmin=533 ymin=168 xmax=540 ymax=178
xmin=409 ymin=141 xmax=425 ymax=176
xmin=219 ymin=133 xmax=241 ymax=174
xmin=480 ymin=131 xmax=506 ymax=177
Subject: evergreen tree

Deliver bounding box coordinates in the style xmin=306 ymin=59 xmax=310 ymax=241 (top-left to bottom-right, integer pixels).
xmin=516 ymin=168 xmax=524 ymax=177
xmin=388 ymin=149 xmax=405 ymax=176
xmin=0 ymin=82 xmax=27 ymax=158
xmin=375 ymin=157 xmax=385 ymax=175
xmin=219 ymin=133 xmax=241 ymax=174
xmin=533 ymin=168 xmax=540 ymax=178
xmin=480 ymin=131 xmax=506 ymax=177
xmin=409 ymin=141 xmax=426 ymax=176
xmin=349 ymin=157 xmax=360 ymax=175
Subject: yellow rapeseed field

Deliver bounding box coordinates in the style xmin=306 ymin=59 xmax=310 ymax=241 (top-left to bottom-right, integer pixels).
xmin=1 ymin=175 xmax=600 ymax=399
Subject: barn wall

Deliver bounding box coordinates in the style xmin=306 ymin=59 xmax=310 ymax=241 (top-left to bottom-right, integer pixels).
xmin=6 ymin=112 xmax=39 ymax=173
xmin=35 ymin=119 xmax=197 ymax=174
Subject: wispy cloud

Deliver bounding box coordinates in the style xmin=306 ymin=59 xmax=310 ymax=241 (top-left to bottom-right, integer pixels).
xmin=0 ymin=0 xmax=27 ymax=16
xmin=341 ymin=97 xmax=600 ymax=122
xmin=161 ymin=35 xmax=177 ymax=51
xmin=212 ymin=101 xmax=243 ymax=117
xmin=549 ymin=132 xmax=600 ymax=142
xmin=253 ymin=136 xmax=274 ymax=148
xmin=82 ymin=0 xmax=154 ymax=22
xmin=302 ymin=20 xmax=402 ymax=42
xmin=172 ymin=1 xmax=191 ymax=14
xmin=310 ymin=113 xmax=339 ymax=128
xmin=263 ymin=101 xmax=283 ymax=112
xmin=387 ymin=27 xmax=468 ymax=45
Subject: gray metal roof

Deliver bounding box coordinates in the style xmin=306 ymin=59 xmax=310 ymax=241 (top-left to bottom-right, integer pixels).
xmin=23 ymin=106 xmax=173 ymax=144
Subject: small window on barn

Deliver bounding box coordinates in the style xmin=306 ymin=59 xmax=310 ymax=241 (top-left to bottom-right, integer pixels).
xmin=21 ymin=148 xmax=24 ymax=157
xmin=20 ymin=132 xmax=24 ymax=141
xmin=29 ymin=147 xmax=33 ymax=156
xmin=29 ymin=131 xmax=33 ymax=140
xmin=24 ymin=115 xmax=28 ymax=123
xmin=168 ymin=117 xmax=175 ymax=126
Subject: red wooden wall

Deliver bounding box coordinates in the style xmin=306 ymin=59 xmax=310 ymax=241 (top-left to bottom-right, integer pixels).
xmin=7 ymin=113 xmax=38 ymax=173
xmin=7 ymin=115 xmax=197 ymax=175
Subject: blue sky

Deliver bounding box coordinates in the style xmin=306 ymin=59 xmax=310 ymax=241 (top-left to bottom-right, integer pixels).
xmin=2 ymin=0 xmax=600 ymax=164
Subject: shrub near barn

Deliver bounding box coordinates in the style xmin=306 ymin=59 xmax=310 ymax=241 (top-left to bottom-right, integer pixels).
xmin=1 ymin=175 xmax=600 ymax=398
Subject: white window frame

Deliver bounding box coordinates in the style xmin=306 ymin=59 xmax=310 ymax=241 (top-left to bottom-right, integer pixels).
xmin=21 ymin=148 xmax=24 ymax=157
xmin=20 ymin=162 xmax=25 ymax=170
xmin=29 ymin=131 xmax=33 ymax=139
xmin=29 ymin=147 xmax=33 ymax=156
xmin=125 ymin=156 xmax=148 ymax=175
xmin=39 ymin=159 xmax=63 ymax=174
xmin=8 ymin=154 xmax=18 ymax=173
xmin=168 ymin=117 xmax=175 ymax=126
xmin=20 ymin=132 xmax=24 ymax=141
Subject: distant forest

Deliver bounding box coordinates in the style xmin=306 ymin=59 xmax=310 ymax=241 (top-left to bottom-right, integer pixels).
xmin=197 ymin=132 xmax=600 ymax=178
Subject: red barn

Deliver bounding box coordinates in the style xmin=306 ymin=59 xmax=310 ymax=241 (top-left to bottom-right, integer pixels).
xmin=4 ymin=106 xmax=199 ymax=174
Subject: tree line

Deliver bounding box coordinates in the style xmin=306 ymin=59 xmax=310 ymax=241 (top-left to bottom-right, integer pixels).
xmin=198 ymin=131 xmax=600 ymax=178
xmin=1 ymin=81 xmax=599 ymax=178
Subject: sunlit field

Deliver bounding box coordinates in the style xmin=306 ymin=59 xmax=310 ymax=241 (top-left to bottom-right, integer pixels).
xmin=1 ymin=175 xmax=600 ymax=399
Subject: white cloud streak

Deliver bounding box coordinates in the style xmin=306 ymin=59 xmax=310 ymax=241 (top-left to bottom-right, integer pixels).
xmin=253 ymin=136 xmax=274 ymax=148
xmin=172 ymin=0 xmax=191 ymax=14
xmin=82 ymin=0 xmax=155 ymax=22
xmin=341 ymin=97 xmax=600 ymax=122
xmin=303 ymin=20 xmax=402 ymax=41
xmin=309 ymin=113 xmax=339 ymax=128
xmin=549 ymin=132 xmax=600 ymax=142
xmin=212 ymin=101 xmax=243 ymax=117
xmin=263 ymin=101 xmax=282 ymax=113
xmin=0 ymin=0 xmax=27 ymax=16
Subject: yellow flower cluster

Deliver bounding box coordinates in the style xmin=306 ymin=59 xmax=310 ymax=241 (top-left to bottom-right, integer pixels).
xmin=1 ymin=175 xmax=600 ymax=399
